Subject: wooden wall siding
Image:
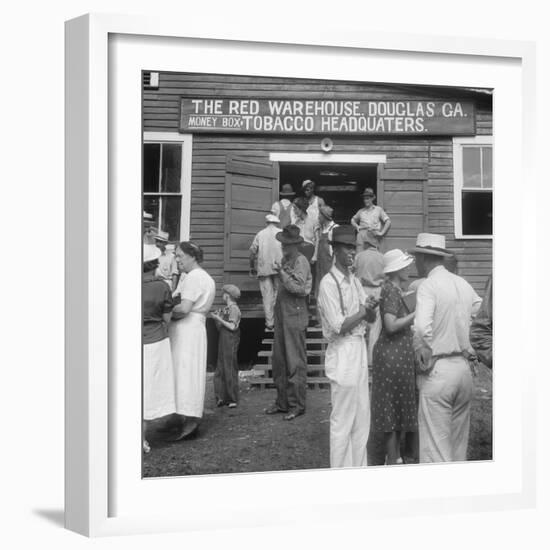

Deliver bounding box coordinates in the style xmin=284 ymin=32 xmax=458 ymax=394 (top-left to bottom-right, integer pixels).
xmin=145 ymin=73 xmax=493 ymax=309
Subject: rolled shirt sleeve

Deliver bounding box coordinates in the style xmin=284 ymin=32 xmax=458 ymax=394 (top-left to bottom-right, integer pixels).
xmin=318 ymin=277 xmax=346 ymax=338
xmin=379 ymin=207 xmax=390 ymax=224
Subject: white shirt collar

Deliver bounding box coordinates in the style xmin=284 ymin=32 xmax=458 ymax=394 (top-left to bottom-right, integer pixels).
xmin=427 ymin=264 xmax=447 ymax=278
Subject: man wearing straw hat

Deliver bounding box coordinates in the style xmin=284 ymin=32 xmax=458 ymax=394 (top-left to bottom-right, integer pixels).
xmin=249 ymin=213 xmax=283 ymax=331
xmin=409 ymin=233 xmax=482 ymax=463
xmin=317 ymin=225 xmax=377 ymax=468
xmin=154 ymin=230 xmax=178 ymax=291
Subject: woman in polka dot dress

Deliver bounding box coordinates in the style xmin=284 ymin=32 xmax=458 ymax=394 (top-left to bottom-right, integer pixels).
xmin=371 ymin=249 xmax=417 ymax=465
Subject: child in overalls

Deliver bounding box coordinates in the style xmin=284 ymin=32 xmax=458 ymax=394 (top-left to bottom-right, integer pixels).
xmin=211 ymin=284 xmax=242 ymax=408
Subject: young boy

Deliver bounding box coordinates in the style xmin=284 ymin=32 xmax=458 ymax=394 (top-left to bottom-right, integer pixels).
xmin=211 ymin=284 xmax=242 ymax=408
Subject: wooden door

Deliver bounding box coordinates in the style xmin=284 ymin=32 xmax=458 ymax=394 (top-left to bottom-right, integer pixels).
xmin=377 ymin=161 xmax=428 ymax=263
xmin=224 ymin=155 xmax=279 ymax=291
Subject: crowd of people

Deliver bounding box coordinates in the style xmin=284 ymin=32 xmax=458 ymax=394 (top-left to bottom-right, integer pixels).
xmin=142 ymin=179 xmax=493 ymax=468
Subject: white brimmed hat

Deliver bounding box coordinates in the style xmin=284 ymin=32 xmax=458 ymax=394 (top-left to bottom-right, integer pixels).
xmin=143 ymin=244 xmax=161 ymax=263
xmin=266 ymin=213 xmax=280 ymax=224
xmin=154 ymin=229 xmax=169 ymax=242
xmin=408 ymin=233 xmax=453 ymax=258
xmin=383 ymin=249 xmax=414 ymax=274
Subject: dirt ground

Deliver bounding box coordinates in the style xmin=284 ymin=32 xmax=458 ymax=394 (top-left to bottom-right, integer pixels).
xmin=143 ymin=364 xmax=492 ymax=477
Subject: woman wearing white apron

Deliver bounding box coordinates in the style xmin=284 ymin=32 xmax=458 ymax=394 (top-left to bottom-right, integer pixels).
xmin=168 ymin=241 xmax=216 ymax=440
xmin=142 ymin=244 xmax=176 ymax=453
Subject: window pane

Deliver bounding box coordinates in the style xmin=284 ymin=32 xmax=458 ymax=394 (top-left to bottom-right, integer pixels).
xmin=462 ymin=147 xmax=482 ymax=188
xmin=161 ymin=196 xmax=182 ymax=242
xmin=160 ymin=143 xmax=182 ymax=193
xmin=143 ymin=196 xmax=160 ymax=229
xmin=462 ymin=191 xmax=492 ymax=235
xmin=482 ymin=147 xmax=493 ymax=188
xmin=143 ymin=144 xmax=161 ymax=193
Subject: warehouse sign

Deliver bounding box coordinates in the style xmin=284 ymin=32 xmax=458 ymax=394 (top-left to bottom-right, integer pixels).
xmin=179 ymin=98 xmax=475 ymax=135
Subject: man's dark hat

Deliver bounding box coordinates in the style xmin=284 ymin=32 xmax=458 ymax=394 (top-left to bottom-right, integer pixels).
xmin=362 ymin=187 xmax=375 ymax=197
xmin=329 ymin=225 xmax=356 ymax=247
xmin=280 ymin=183 xmax=295 ymax=197
xmin=276 ymin=224 xmax=304 ymax=245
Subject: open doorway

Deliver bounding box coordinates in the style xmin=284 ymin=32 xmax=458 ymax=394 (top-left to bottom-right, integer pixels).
xmin=278 ymin=163 xmax=378 ymax=225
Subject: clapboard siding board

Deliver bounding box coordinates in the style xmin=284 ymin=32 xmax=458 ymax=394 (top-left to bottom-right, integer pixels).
xmin=145 ymin=72 xmax=492 ymax=310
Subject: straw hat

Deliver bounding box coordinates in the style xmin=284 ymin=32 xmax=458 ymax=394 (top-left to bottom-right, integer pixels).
xmin=408 ymin=233 xmax=453 ymax=257
xmin=383 ymin=249 xmax=414 ymax=274
xmin=143 ymin=244 xmax=161 ymax=263
xmin=266 ymin=213 xmax=280 ymax=224
xmin=329 ymin=225 xmax=356 ymax=247
xmin=154 ymin=229 xmax=169 ymax=242
xmin=222 ymin=284 xmax=241 ymax=301
xmin=276 ymin=224 xmax=304 ymax=245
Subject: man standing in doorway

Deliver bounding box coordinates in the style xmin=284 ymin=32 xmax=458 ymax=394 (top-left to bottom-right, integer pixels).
xmin=271 ymin=183 xmax=296 ymax=228
xmin=409 ymin=233 xmax=481 ymax=463
xmin=317 ymin=225 xmax=377 ymax=468
xmin=302 ymin=179 xmax=325 ymax=226
xmin=265 ymin=224 xmax=312 ymax=421
xmin=249 ymin=214 xmax=283 ymax=331
xmin=351 ymin=188 xmax=391 ymax=252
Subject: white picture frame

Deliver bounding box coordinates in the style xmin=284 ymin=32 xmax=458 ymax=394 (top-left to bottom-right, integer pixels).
xmin=65 ymin=13 xmax=536 ymax=537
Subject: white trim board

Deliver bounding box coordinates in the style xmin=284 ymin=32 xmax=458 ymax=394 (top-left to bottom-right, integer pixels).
xmin=270 ymin=153 xmax=386 ymax=164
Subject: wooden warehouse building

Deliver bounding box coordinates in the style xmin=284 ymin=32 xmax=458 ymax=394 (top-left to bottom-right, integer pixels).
xmin=143 ymin=71 xmax=493 ymax=321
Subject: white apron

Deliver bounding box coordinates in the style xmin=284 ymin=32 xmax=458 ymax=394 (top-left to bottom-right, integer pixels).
xmin=143 ymin=338 xmax=176 ymax=420
xmin=169 ymin=312 xmax=208 ymax=417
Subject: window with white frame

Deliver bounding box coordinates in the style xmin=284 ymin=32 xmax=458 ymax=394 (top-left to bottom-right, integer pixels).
xmin=143 ymin=134 xmax=192 ymax=242
xmin=453 ymin=136 xmax=493 ymax=238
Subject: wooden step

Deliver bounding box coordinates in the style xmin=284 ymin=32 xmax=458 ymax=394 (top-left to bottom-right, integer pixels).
xmin=248 ymin=376 xmax=330 ymax=388
xmin=252 ymin=364 xmax=326 ymax=372
xmin=258 ymin=349 xmax=325 ymax=357
xmin=262 ymin=338 xmax=326 ymax=345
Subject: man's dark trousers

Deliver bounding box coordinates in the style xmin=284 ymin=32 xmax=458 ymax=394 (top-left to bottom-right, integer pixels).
xmin=272 ymin=288 xmax=308 ymax=413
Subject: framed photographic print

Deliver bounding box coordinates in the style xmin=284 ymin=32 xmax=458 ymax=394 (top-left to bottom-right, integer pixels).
xmin=65 ymin=13 xmax=536 ymax=536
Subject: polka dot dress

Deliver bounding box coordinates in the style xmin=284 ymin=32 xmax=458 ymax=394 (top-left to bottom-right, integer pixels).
xmin=371 ymin=282 xmax=418 ymax=433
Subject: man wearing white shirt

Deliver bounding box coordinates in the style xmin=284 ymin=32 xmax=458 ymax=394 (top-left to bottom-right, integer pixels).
xmin=317 ymin=225 xmax=377 ymax=468
xmin=409 ymin=233 xmax=482 ymax=463
xmin=249 ymin=214 xmax=283 ymax=331
xmin=271 ymin=183 xmax=296 ymax=228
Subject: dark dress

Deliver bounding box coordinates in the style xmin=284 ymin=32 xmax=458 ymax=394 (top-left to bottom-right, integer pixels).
xmin=213 ymin=304 xmax=241 ymax=404
xmin=371 ymin=282 xmax=417 ymax=433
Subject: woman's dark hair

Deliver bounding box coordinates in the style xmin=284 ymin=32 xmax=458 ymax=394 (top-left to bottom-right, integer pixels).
xmin=143 ymin=259 xmax=159 ymax=273
xmin=178 ymin=241 xmax=204 ymax=263
xmin=293 ymin=196 xmax=309 ymax=214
